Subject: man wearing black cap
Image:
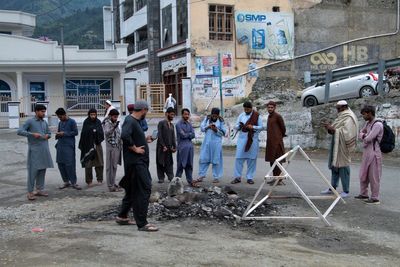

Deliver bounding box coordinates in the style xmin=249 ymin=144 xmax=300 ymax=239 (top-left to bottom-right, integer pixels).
xmin=118 ymin=100 xmax=158 ymax=231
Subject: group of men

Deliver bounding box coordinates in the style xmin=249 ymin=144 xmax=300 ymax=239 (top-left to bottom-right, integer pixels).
xmin=17 ymin=97 xmax=385 ymax=229
xmin=151 ymin=101 xmax=286 ymax=188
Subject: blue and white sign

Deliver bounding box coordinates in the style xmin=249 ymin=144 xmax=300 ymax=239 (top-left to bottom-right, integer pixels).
xmin=235 ymin=11 xmax=294 ymax=60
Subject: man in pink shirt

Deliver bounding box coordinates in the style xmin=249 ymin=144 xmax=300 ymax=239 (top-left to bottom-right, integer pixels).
xmin=356 ymin=105 xmax=384 ymax=205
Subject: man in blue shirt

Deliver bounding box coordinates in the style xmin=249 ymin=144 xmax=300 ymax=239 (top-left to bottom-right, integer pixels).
xmin=55 ymin=108 xmax=81 ymax=190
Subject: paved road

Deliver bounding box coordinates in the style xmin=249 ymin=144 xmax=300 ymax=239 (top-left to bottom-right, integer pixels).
xmin=0 ymin=127 xmax=399 ymax=266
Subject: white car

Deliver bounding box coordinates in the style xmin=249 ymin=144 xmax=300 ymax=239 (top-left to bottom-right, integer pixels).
xmin=301 ymin=73 xmax=389 ymax=107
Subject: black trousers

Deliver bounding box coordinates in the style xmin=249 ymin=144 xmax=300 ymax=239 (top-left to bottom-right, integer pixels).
xmin=118 ymin=163 xmax=152 ymax=228
xmin=270 ymin=162 xmax=282 ymax=177
xmin=157 ymin=163 xmax=174 ymax=182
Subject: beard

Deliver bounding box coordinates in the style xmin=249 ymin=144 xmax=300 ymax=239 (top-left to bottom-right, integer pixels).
xmin=245 ymin=112 xmax=252 ymax=115
xmin=141 ymin=114 xmax=146 ymax=120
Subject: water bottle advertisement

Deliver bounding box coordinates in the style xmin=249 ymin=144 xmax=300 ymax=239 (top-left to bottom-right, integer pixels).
xmin=235 ymin=11 xmax=294 ymax=60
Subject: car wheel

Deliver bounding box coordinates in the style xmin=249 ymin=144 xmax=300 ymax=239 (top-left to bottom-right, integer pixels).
xmin=359 ymin=86 xmax=374 ymax=98
xmin=304 ymin=96 xmax=318 ymax=107
xmin=382 ymin=81 xmax=391 ymax=94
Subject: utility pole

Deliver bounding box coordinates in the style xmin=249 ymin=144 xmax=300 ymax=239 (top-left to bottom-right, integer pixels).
xmin=61 ymin=26 xmax=67 ymax=107
xmin=218 ymin=52 xmax=224 ymax=116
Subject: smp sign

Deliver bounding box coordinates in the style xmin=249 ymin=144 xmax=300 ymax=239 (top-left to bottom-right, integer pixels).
xmin=237 ymin=13 xmax=267 ymax=23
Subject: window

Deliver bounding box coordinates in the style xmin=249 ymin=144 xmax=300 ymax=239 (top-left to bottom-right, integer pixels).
xmin=209 ymin=4 xmax=233 ymax=41
xmin=0 ymin=80 xmax=11 ymax=112
xmin=135 ymin=0 xmax=147 ymax=12
xmin=272 ymin=6 xmax=280 ymax=12
xmin=123 ymin=0 xmax=134 ymax=20
xmin=29 ymin=82 xmax=45 ymax=102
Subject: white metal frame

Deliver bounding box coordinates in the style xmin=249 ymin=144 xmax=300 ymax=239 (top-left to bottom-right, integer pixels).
xmin=242 ymin=145 xmax=345 ymax=226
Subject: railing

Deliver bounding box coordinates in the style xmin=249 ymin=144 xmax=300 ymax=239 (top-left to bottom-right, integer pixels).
xmin=138 ymin=84 xmax=165 ymax=116
xmin=0 ymin=95 xmax=11 ymax=128
xmin=66 ymin=94 xmax=111 ymax=114
xmin=137 ymin=40 xmax=148 ymax=52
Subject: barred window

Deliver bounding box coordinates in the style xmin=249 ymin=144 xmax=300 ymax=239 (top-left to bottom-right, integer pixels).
xmin=209 ymin=5 xmax=233 ymax=41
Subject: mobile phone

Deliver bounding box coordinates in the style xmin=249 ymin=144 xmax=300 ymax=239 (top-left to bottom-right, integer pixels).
xmin=151 ymin=130 xmax=158 ymax=140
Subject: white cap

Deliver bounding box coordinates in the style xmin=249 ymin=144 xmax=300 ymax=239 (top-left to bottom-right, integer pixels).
xmin=105 ymin=100 xmax=112 ymax=105
xmin=336 ymin=100 xmax=348 ymax=106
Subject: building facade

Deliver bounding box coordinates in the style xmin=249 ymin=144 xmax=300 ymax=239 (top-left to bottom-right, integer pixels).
xmin=111 ymin=0 xmax=292 ymax=112
xmin=0 ymin=9 xmax=127 ymax=123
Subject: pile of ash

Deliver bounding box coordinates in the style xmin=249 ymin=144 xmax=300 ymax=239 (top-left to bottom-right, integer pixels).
xmin=71 ymin=185 xmax=276 ymax=226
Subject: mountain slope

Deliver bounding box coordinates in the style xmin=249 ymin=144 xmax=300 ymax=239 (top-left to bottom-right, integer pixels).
xmin=0 ymin=0 xmax=110 ymax=49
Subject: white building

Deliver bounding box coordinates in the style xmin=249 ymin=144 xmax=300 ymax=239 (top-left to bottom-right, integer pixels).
xmin=0 ymin=9 xmax=127 ymax=123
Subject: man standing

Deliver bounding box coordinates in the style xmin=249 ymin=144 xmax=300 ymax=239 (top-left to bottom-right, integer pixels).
xmin=231 ymin=101 xmax=263 ymax=185
xmin=265 ymin=101 xmax=286 ymax=185
xmin=118 ymin=100 xmax=157 ymax=232
xmin=104 ymin=100 xmax=116 ymax=119
xmin=126 ymin=104 xmax=148 ymax=132
xmin=195 ymin=108 xmax=226 ymax=185
xmin=321 ymin=100 xmax=358 ymax=198
xmin=103 ymin=109 xmax=122 ymax=192
xmin=156 ymin=107 xmax=177 ymax=183
xmin=175 ymin=108 xmax=195 ymax=186
xmin=55 ymin=108 xmax=81 ymax=190
xmin=79 ymin=108 xmax=104 ymax=187
xmin=17 ymin=104 xmax=53 ymax=200
xmin=356 ymin=105 xmax=384 ymax=204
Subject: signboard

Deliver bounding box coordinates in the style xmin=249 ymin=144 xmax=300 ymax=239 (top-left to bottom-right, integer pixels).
xmin=124 ymin=78 xmax=136 ymax=111
xmin=235 ymin=11 xmax=294 ymax=60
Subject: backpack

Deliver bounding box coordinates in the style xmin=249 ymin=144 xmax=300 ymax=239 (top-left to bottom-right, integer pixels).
xmin=372 ymin=120 xmax=395 ymax=153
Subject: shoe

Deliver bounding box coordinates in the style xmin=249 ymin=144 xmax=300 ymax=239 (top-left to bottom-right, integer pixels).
xmin=231 ymin=177 xmax=241 ymax=184
xmin=354 ymin=195 xmax=369 ymax=200
xmin=212 ymin=179 xmax=219 ymax=184
xmin=247 ymin=179 xmax=254 ymax=184
xmin=364 ymin=199 xmax=380 ymax=205
xmin=72 ymin=184 xmax=82 ymax=190
xmin=34 ymin=191 xmax=49 ymax=197
xmin=58 ymin=183 xmax=71 ymax=190
xmin=340 ymin=192 xmax=349 ymax=198
xmin=320 ymin=188 xmax=334 ymax=195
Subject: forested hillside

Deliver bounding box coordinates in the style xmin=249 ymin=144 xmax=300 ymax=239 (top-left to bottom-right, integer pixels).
xmin=0 ymin=0 xmax=109 ymax=49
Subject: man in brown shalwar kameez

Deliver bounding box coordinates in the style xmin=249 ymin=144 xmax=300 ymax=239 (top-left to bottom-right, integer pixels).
xmin=265 ymin=101 xmax=286 ymax=185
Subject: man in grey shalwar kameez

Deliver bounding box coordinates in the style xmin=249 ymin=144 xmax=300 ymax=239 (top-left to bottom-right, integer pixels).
xmin=103 ymin=109 xmax=122 ymax=192
xmin=17 ymin=104 xmax=54 ymax=201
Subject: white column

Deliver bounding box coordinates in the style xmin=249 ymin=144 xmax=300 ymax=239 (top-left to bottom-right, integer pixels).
xmin=16 ymin=71 xmax=23 ymax=101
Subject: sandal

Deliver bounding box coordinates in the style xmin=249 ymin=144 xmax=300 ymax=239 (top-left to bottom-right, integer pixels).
xmin=231 ymin=177 xmax=241 ymax=184
xmin=115 ymin=217 xmax=136 ymax=225
xmin=247 ymin=179 xmax=254 ymax=184
xmin=190 ymin=181 xmax=200 ymax=188
xmin=193 ymin=177 xmax=205 ymax=183
xmin=212 ymin=179 xmax=219 ymax=184
xmin=34 ymin=191 xmax=49 ymax=197
xmin=27 ymin=193 xmax=36 ymax=201
xmin=59 ymin=183 xmax=71 ymax=190
xmin=72 ymin=184 xmax=82 ymax=190
xmin=138 ymin=224 xmax=158 ymax=232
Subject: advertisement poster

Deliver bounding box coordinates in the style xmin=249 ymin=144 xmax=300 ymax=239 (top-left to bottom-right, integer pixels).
xmin=222 ymin=53 xmax=233 ymax=68
xmin=235 ymin=11 xmax=294 ymax=60
xmin=195 ymin=56 xmax=219 ymax=77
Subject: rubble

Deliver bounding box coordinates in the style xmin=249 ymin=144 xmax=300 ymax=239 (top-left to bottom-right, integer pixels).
xmin=167 ymin=177 xmax=184 ymax=196
xmin=71 ymin=186 xmax=276 ymax=226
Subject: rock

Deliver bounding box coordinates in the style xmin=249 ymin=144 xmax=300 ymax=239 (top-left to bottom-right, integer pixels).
xmin=149 ymin=191 xmax=161 ymax=203
xmin=162 ymin=197 xmax=181 ymax=209
xmin=222 ymin=186 xmax=237 ymax=195
xmin=227 ymin=194 xmax=239 ymax=200
xmin=201 ymin=205 xmax=212 ymax=213
xmin=230 ymin=103 xmax=245 ymax=117
xmin=214 ymin=206 xmax=232 ymax=218
xmin=212 ymin=186 xmax=222 ymax=194
xmin=167 ymin=177 xmax=184 ymax=196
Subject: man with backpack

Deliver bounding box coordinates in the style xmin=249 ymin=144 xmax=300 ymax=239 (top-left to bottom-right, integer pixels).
xmin=356 ymin=105 xmax=386 ymax=204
